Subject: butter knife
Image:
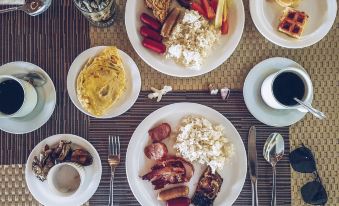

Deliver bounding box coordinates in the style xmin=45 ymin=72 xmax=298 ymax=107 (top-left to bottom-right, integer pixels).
xmin=248 ymin=126 xmax=258 ymax=206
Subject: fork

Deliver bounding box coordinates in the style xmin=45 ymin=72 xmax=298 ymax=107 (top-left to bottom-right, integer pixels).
xmin=108 ymin=136 xmax=121 ymax=206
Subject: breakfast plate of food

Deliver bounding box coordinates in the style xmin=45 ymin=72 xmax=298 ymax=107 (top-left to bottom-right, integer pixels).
xmin=25 ymin=134 xmax=102 ymax=206
xmin=250 ymin=0 xmax=337 ymax=48
xmin=67 ymin=46 xmax=141 ymax=118
xmin=126 ymin=103 xmax=247 ymax=206
xmin=125 ymin=0 xmax=245 ymax=77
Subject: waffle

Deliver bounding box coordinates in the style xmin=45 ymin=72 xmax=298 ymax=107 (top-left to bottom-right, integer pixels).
xmin=278 ymin=7 xmax=309 ymax=39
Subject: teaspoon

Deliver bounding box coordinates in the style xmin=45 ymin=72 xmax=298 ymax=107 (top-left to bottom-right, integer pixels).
xmin=14 ymin=72 xmax=47 ymax=87
xmin=0 ymin=0 xmax=51 ymax=16
xmin=263 ymin=133 xmax=285 ymax=206
xmin=294 ymin=98 xmax=326 ymax=120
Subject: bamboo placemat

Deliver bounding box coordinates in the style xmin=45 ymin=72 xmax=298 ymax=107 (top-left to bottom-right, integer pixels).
xmin=0 ymin=91 xmax=291 ymax=206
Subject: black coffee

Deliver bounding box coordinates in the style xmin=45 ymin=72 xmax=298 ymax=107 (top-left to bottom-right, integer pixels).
xmin=0 ymin=80 xmax=24 ymax=115
xmin=273 ymin=72 xmax=305 ymax=106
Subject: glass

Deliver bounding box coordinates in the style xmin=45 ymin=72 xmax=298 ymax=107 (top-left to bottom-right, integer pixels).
xmin=73 ymin=0 xmax=117 ymax=27
xmin=289 ymin=144 xmax=328 ymax=205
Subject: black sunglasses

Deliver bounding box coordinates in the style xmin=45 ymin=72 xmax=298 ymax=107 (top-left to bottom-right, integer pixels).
xmin=289 ymin=144 xmax=328 ymax=205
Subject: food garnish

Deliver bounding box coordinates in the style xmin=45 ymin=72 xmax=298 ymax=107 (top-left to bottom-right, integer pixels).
xmin=200 ymin=0 xmax=216 ymax=20
xmin=278 ymin=7 xmax=309 ymax=39
xmin=191 ymin=2 xmax=207 ymax=18
xmin=140 ymin=26 xmax=164 ymax=42
xmin=192 ymin=166 xmax=223 ymax=206
xmin=148 ymin=123 xmax=172 ymax=142
xmin=158 ymin=185 xmax=189 ymax=201
xmin=148 ymin=85 xmax=173 ymax=102
xmin=174 ymin=116 xmax=234 ymax=173
xmin=32 ymin=140 xmax=93 ymax=181
xmin=145 ymin=0 xmax=172 ymax=23
xmin=161 ymin=7 xmax=181 ymax=38
xmin=140 ymin=13 xmax=162 ymax=31
xmin=144 ymin=142 xmax=168 ymax=160
xmin=167 ymin=197 xmax=191 ymax=206
xmin=141 ymin=156 xmax=194 ymax=189
xmin=220 ymin=86 xmax=230 ymax=100
xmin=76 ymin=47 xmax=126 ymax=116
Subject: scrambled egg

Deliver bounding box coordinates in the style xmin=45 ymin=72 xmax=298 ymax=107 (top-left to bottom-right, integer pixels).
xmin=76 ymin=47 xmax=126 ymax=116
xmin=174 ymin=116 xmax=234 ymax=173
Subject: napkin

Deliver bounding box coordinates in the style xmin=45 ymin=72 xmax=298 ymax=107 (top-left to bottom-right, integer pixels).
xmin=0 ymin=0 xmax=25 ymax=5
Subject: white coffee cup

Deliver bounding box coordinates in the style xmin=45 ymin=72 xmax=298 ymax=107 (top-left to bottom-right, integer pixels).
xmin=0 ymin=75 xmax=38 ymax=118
xmin=47 ymin=162 xmax=85 ymax=197
xmin=261 ymin=67 xmax=313 ymax=112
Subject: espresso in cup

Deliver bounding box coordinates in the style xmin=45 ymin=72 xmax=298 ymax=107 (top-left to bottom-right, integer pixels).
xmin=272 ymin=72 xmax=305 ymax=106
xmin=261 ymin=67 xmax=313 ymax=111
xmin=0 ymin=79 xmax=25 ymax=115
xmin=0 ymin=75 xmax=38 ymax=118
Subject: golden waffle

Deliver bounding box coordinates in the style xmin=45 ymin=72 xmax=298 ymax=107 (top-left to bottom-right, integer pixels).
xmin=144 ymin=0 xmax=172 ymax=23
xmin=278 ymin=7 xmax=309 ymax=39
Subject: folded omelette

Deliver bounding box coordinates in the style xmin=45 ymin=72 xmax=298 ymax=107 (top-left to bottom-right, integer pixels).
xmin=77 ymin=47 xmax=126 ymax=116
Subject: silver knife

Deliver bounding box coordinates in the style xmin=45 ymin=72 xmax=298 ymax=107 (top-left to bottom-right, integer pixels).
xmin=248 ymin=126 xmax=258 ymax=206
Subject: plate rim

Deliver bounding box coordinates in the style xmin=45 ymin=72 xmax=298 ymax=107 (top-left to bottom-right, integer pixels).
xmin=125 ymin=102 xmax=247 ymax=206
xmin=125 ymin=0 xmax=245 ymax=77
xmin=66 ymin=46 xmax=141 ymax=119
xmin=0 ymin=61 xmax=57 ymax=134
xmin=25 ymin=133 xmax=102 ymax=206
xmin=249 ymin=0 xmax=338 ymax=48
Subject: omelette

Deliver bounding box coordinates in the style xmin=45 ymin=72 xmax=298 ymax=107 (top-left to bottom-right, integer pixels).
xmin=76 ymin=47 xmax=126 ymax=116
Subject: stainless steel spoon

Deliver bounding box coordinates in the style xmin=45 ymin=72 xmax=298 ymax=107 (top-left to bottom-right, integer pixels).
xmin=14 ymin=72 xmax=47 ymax=87
xmin=294 ymin=98 xmax=326 ymax=120
xmin=0 ymin=0 xmax=51 ymax=16
xmin=263 ymin=133 xmax=285 ymax=206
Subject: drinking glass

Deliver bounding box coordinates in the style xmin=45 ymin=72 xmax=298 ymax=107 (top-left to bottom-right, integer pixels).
xmin=73 ymin=0 xmax=117 ymax=27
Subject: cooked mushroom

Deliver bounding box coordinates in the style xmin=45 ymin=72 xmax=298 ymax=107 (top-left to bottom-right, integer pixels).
xmin=71 ymin=149 xmax=93 ymax=166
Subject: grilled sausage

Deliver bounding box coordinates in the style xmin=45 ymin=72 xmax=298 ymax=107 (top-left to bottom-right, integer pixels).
xmin=148 ymin=123 xmax=171 ymax=142
xmin=140 ymin=26 xmax=163 ymax=42
xmin=144 ymin=142 xmax=168 ymax=160
xmin=140 ymin=13 xmax=162 ymax=31
xmin=161 ymin=8 xmax=181 ymax=38
xmin=142 ymin=38 xmax=166 ymax=54
xmin=158 ymin=186 xmax=189 ymax=201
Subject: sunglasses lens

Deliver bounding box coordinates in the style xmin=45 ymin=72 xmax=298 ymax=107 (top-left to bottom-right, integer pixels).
xmin=301 ymin=181 xmax=328 ymax=205
xmin=289 ymin=146 xmax=317 ymax=173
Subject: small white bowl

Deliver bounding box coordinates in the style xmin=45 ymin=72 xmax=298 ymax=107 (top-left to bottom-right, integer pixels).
xmin=47 ymin=162 xmax=85 ymax=197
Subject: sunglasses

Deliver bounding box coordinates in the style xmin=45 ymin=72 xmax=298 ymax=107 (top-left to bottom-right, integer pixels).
xmin=289 ymin=144 xmax=328 ymax=205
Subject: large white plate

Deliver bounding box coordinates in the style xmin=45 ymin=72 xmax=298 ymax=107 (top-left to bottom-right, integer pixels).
xmin=243 ymin=57 xmax=313 ymax=127
xmin=25 ymin=134 xmax=102 ymax=206
xmin=126 ymin=103 xmax=247 ymax=206
xmin=0 ymin=61 xmax=56 ymax=134
xmin=67 ymin=46 xmax=141 ymax=118
xmin=125 ymin=1 xmax=245 ymax=77
xmin=250 ymin=0 xmax=337 ymax=48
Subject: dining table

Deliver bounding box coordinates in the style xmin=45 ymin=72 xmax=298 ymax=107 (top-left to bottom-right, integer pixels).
xmin=0 ymin=0 xmax=338 ymax=205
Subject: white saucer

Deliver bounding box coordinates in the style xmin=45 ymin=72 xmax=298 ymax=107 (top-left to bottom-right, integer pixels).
xmin=250 ymin=0 xmax=337 ymax=48
xmin=67 ymin=46 xmax=141 ymax=119
xmin=243 ymin=57 xmax=313 ymax=127
xmin=0 ymin=61 xmax=56 ymax=134
xmin=25 ymin=134 xmax=102 ymax=206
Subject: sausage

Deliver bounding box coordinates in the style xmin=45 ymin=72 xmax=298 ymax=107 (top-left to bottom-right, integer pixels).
xmin=142 ymin=38 xmax=166 ymax=54
xmin=144 ymin=142 xmax=168 ymax=160
xmin=140 ymin=26 xmax=163 ymax=42
xmin=148 ymin=123 xmax=171 ymax=142
xmin=161 ymin=8 xmax=181 ymax=38
xmin=158 ymin=186 xmax=189 ymax=201
xmin=167 ymin=197 xmax=191 ymax=206
xmin=140 ymin=13 xmax=162 ymax=31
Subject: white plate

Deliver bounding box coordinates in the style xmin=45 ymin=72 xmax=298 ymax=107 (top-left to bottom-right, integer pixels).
xmin=67 ymin=46 xmax=141 ymax=118
xmin=126 ymin=103 xmax=247 ymax=206
xmin=250 ymin=0 xmax=337 ymax=48
xmin=0 ymin=61 xmax=56 ymax=134
xmin=125 ymin=0 xmax=245 ymax=77
xmin=25 ymin=134 xmax=102 ymax=206
xmin=243 ymin=57 xmax=313 ymax=127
